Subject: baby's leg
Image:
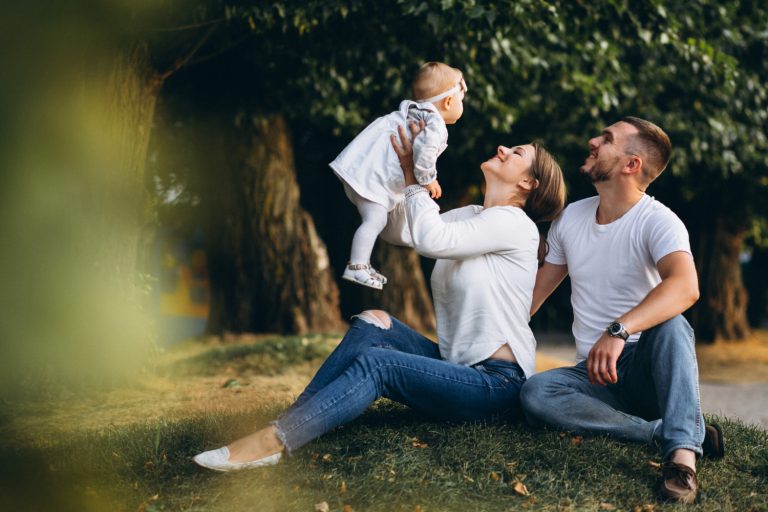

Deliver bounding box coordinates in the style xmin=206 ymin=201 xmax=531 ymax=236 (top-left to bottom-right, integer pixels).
xmin=350 ymin=196 xmax=388 ymax=264
xmin=344 ymin=186 xmax=388 ymax=288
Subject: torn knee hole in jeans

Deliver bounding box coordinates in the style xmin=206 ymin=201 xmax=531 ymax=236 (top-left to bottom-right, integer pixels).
xmin=353 ymin=310 xmax=391 ymax=330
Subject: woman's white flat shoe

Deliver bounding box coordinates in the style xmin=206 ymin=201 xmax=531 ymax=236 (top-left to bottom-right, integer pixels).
xmin=193 ymin=446 xmax=282 ymax=472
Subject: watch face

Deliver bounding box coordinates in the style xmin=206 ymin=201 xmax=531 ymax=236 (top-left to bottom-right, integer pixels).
xmin=609 ymin=322 xmax=621 ymax=335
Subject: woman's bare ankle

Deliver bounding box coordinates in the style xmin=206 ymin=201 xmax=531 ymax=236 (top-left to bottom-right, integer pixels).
xmin=226 ymin=425 xmax=284 ymax=462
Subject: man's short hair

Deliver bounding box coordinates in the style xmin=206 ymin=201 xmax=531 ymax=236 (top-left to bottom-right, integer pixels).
xmin=621 ymin=116 xmax=672 ymax=183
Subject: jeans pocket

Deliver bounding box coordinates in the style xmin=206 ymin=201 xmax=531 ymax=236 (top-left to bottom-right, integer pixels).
xmin=480 ymin=360 xmax=525 ymax=387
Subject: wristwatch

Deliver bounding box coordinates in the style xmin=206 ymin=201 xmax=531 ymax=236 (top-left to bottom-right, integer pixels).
xmin=606 ymin=321 xmax=630 ymax=341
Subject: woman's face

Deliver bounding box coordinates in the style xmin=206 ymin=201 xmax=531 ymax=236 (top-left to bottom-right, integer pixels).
xmin=480 ymin=144 xmax=536 ymax=183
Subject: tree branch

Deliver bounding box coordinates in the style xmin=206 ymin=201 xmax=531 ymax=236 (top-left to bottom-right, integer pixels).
xmin=156 ymin=23 xmax=219 ymax=83
xmin=187 ymin=34 xmax=253 ymax=68
xmin=150 ymin=18 xmax=225 ymax=33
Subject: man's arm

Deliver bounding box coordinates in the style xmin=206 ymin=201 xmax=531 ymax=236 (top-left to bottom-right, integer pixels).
xmin=614 ymin=250 xmax=699 ymax=334
xmin=587 ymin=250 xmax=700 ymax=386
xmin=530 ymin=262 xmax=569 ymax=316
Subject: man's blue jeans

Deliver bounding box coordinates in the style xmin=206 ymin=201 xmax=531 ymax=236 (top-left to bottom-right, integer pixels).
xmin=273 ymin=315 xmax=526 ymax=455
xmin=520 ymin=316 xmax=705 ymax=459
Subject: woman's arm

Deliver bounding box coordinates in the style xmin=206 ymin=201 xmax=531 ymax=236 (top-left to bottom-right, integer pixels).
xmin=405 ymin=195 xmax=526 ymax=259
xmin=391 ymin=122 xmax=423 ymax=186
xmin=391 ymin=124 xmax=526 ymax=260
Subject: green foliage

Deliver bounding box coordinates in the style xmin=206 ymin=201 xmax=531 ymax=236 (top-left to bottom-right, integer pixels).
xmin=204 ymin=0 xmax=766 ymax=222
xmin=145 ymin=0 xmax=767 ymax=330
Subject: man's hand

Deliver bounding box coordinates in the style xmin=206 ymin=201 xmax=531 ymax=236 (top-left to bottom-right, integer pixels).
xmin=390 ymin=121 xmax=426 ymax=186
xmin=586 ymin=332 xmax=626 ymax=386
xmin=425 ymin=179 xmax=442 ymax=199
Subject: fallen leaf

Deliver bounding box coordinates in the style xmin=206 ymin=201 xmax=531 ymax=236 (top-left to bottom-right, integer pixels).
xmin=489 ymin=471 xmax=501 ymax=481
xmin=342 ymin=506 xmax=353 ymax=512
xmin=513 ymin=481 xmax=530 ymax=496
xmin=647 ymin=460 xmax=661 ymax=468
xmin=414 ymin=506 xmax=422 ymax=512
xmin=570 ymin=436 xmax=583 ymax=446
xmin=340 ymin=481 xmax=347 ymax=494
xmin=504 ymin=462 xmax=518 ymax=473
xmin=221 ymin=378 xmax=240 ymax=388
xmin=410 ymin=437 xmax=428 ymax=449
xmin=559 ymin=432 xmax=568 ymax=438
xmin=314 ymin=502 xmax=329 ymax=512
xmin=463 ymin=474 xmax=475 ymax=483
xmin=322 ymin=453 xmax=332 ymax=461
xmin=599 ymin=503 xmax=615 ymax=510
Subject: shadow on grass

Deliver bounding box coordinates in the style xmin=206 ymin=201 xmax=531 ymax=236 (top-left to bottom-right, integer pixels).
xmin=1 ymin=403 xmax=766 ymax=512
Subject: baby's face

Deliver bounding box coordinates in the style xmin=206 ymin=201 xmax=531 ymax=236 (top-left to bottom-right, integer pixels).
xmin=443 ymin=88 xmax=465 ymax=125
xmin=441 ymin=73 xmax=466 ymax=125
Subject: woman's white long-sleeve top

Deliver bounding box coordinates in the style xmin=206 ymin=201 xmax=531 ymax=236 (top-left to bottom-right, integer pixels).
xmin=330 ymin=100 xmax=447 ymax=211
xmin=404 ymin=186 xmax=539 ymax=378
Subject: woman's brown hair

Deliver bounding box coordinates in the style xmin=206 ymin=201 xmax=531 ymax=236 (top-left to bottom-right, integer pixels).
xmin=523 ymin=142 xmax=567 ymax=264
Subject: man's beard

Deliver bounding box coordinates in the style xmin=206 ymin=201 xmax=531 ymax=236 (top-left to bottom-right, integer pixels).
xmin=580 ymin=158 xmax=615 ymax=183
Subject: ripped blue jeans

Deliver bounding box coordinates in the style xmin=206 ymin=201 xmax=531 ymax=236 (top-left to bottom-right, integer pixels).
xmin=273 ymin=315 xmax=525 ymax=455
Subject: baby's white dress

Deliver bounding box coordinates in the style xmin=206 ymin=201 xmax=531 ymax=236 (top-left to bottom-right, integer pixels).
xmin=330 ymin=100 xmax=448 ymax=212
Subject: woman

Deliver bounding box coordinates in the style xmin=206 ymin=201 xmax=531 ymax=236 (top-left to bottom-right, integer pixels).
xmin=194 ymin=124 xmax=566 ymax=471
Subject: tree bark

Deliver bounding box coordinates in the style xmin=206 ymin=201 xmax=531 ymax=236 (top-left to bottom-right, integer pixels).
xmin=690 ymin=216 xmax=750 ymax=342
xmin=745 ymin=245 xmax=768 ymax=327
xmin=92 ymin=44 xmax=162 ymax=293
xmin=207 ymin=114 xmax=344 ymax=335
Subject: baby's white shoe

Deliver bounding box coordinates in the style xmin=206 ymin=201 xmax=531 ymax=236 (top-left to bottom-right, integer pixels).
xmin=369 ymin=266 xmax=388 ymax=285
xmin=342 ymin=263 xmax=383 ymax=290
xmin=193 ymin=446 xmax=282 ymax=472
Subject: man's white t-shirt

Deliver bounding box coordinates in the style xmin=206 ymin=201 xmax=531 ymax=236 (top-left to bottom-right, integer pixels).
xmin=545 ymin=195 xmax=691 ymax=362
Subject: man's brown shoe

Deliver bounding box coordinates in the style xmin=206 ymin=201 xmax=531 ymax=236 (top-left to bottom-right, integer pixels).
xmin=702 ymin=423 xmax=725 ymax=459
xmin=660 ymin=461 xmax=698 ymax=504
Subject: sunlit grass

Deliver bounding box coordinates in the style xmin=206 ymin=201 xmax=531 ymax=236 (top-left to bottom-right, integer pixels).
xmin=1 ymin=406 xmax=766 ymax=511
xmin=1 ymin=335 xmax=766 ymax=511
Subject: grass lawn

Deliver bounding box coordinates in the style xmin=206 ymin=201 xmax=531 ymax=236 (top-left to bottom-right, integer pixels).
xmin=1 ymin=333 xmax=766 ymax=511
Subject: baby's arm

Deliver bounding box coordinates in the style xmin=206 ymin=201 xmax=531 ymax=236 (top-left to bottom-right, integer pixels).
xmin=410 ymin=112 xmax=447 ymax=187
xmin=424 ymin=179 xmax=442 ymax=199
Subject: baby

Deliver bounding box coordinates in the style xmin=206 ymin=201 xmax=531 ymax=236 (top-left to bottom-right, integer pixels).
xmin=330 ymin=61 xmax=467 ymax=289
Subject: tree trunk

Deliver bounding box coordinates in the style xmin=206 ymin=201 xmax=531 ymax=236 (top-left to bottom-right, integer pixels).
xmin=745 ymin=245 xmax=768 ymax=327
xmin=92 ymin=44 xmax=162 ymax=292
xmin=207 ymin=114 xmax=344 ymax=334
xmin=691 ymin=216 xmax=750 ymax=341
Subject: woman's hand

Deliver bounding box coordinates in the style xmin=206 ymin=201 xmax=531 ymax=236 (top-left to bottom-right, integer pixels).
xmin=390 ymin=120 xmax=425 ymax=186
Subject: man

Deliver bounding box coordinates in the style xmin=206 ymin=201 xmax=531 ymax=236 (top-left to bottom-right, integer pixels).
xmin=520 ymin=117 xmax=724 ymax=503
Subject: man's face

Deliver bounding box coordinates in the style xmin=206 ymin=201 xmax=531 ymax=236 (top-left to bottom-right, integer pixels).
xmin=580 ymin=122 xmax=636 ymax=183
